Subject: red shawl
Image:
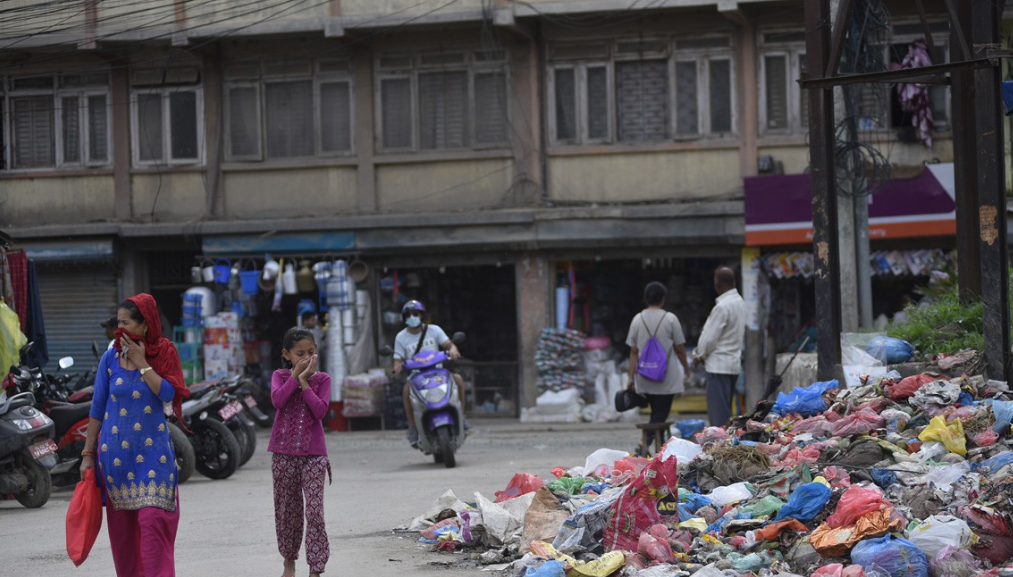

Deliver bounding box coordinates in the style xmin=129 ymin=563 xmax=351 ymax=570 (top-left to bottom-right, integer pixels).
xmin=113 ymin=293 xmax=190 ymax=424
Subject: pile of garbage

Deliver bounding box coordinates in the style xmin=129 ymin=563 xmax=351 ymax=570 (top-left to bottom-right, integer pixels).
xmin=404 ymin=372 xmax=1013 ymax=576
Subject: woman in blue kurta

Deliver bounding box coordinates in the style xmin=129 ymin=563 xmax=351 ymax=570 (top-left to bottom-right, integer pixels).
xmin=80 ymin=294 xmax=190 ymax=577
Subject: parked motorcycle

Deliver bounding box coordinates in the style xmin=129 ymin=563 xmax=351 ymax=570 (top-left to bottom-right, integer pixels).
xmin=176 ymin=381 xmax=241 ymax=480
xmin=380 ymin=332 xmax=466 ymax=468
xmin=203 ymin=375 xmax=258 ymax=467
xmin=0 ymin=388 xmax=56 ymax=507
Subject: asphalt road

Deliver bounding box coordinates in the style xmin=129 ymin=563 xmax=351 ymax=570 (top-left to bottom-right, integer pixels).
xmin=0 ymin=419 xmax=644 ymax=576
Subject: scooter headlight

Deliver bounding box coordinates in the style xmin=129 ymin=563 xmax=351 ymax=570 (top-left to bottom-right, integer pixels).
xmin=423 ymin=384 xmax=448 ymax=404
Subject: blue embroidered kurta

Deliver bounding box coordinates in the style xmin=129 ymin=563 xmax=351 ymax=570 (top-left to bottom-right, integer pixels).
xmin=89 ymin=348 xmax=178 ymax=511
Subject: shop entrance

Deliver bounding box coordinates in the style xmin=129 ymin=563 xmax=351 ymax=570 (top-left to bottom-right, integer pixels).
xmin=377 ymin=264 xmax=518 ymax=417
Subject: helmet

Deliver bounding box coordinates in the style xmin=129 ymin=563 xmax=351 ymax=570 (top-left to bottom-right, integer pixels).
xmin=401 ymin=300 xmax=426 ymax=320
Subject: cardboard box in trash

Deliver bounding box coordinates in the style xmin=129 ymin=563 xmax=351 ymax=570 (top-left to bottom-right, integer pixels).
xmin=342 ymin=373 xmax=388 ymax=416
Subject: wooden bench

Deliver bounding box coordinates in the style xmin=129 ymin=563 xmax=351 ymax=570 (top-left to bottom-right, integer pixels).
xmin=636 ymin=421 xmax=673 ymax=455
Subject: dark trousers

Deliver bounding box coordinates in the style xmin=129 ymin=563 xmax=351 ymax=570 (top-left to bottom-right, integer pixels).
xmin=643 ymin=393 xmax=675 ymax=446
xmin=706 ymin=372 xmax=737 ymax=426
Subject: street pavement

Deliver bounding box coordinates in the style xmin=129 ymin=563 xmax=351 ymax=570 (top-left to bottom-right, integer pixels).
xmin=0 ymin=418 xmax=648 ymax=576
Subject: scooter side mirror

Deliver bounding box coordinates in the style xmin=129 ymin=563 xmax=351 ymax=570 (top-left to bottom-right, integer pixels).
xmin=378 ymin=346 xmax=395 ymax=357
xmin=451 ymin=332 xmax=466 ymax=345
xmin=19 ymin=341 xmax=34 ymax=358
xmin=58 ymin=357 xmax=74 ymax=370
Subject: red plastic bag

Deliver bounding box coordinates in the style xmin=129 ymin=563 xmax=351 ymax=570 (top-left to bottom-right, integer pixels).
xmin=603 ymin=454 xmax=678 ymax=552
xmin=823 ymin=466 xmax=852 ymax=489
xmin=973 ymin=429 xmax=999 ymax=447
xmin=494 ymin=473 xmax=546 ymax=503
xmin=66 ymin=468 xmax=103 ymax=567
xmin=830 ymin=409 xmax=885 ymax=437
xmin=887 ymin=373 xmax=935 ymax=400
xmin=637 ymin=523 xmax=675 ymax=563
xmin=826 ymin=486 xmax=886 ymax=529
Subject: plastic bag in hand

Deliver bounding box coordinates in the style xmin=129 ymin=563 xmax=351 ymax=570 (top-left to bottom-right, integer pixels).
xmin=850 ymin=535 xmax=928 ymax=577
xmin=66 ymin=468 xmax=103 ymax=567
xmin=774 ymin=481 xmax=832 ymax=523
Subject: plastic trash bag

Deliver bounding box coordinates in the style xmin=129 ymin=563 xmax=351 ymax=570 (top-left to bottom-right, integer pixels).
xmin=603 ymin=454 xmax=678 ymax=552
xmin=774 ymin=482 xmax=832 ymax=523
xmin=525 ymin=560 xmax=566 ymax=577
xmin=496 ymin=473 xmax=547 ymax=502
xmin=985 ymin=399 xmax=1013 ymax=434
xmin=921 ymin=462 xmax=969 ymax=490
xmin=917 ymin=416 xmax=967 ymax=456
xmin=827 ymin=486 xmax=886 ymax=529
xmin=637 ymin=524 xmax=675 ymax=564
xmin=973 ymin=429 xmax=999 ymax=447
xmin=676 ymin=419 xmax=706 ymax=439
xmin=739 ymin=495 xmax=784 ymax=518
xmin=850 ymin=535 xmax=929 ymax=577
xmin=831 ymin=409 xmax=886 ymax=436
xmin=908 ymin=515 xmax=973 ymax=560
xmin=870 ymin=468 xmax=898 ymax=489
xmin=661 ymin=438 xmax=702 ymax=463
xmin=66 ymin=468 xmax=103 ymax=567
xmin=772 ymin=380 xmax=839 ymax=417
xmin=813 ymin=564 xmax=869 ymax=577
xmin=929 ymin=545 xmax=981 ymax=577
xmin=811 ymin=508 xmax=905 ymax=558
xmin=977 ymin=452 xmax=1013 ymax=475
xmin=583 ymin=449 xmax=629 ymax=478
xmin=683 ymin=492 xmax=713 ymax=513
xmin=881 ymin=409 xmax=912 ymax=432
xmin=865 ymin=336 xmax=915 ymax=364
xmin=707 ymin=482 xmax=752 ymax=508
xmin=823 ymin=466 xmax=853 ymax=489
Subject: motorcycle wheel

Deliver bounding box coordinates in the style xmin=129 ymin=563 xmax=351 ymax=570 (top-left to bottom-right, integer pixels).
xmin=224 ymin=419 xmax=248 ymax=467
xmin=433 ymin=452 xmax=444 ymax=464
xmin=236 ymin=416 xmax=257 ymax=466
xmin=168 ymin=422 xmax=195 ymax=484
xmin=192 ymin=419 xmax=240 ymax=480
xmin=15 ymin=457 xmax=52 ymax=508
xmin=436 ymin=426 xmax=456 ymax=469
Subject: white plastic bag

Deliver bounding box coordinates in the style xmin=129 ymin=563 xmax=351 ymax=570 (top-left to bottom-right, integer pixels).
xmin=661 ymin=438 xmax=702 ymax=463
xmin=583 ymin=448 xmax=629 ymax=478
xmin=921 ymin=461 xmax=970 ymax=490
xmin=707 ymin=482 xmax=752 ymax=507
xmin=535 ymin=388 xmax=582 ymax=414
xmin=908 ymin=514 xmax=974 ymax=560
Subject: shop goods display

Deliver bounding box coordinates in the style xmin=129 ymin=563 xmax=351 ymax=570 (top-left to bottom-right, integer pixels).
xmin=403 ymin=370 xmax=1013 ymax=577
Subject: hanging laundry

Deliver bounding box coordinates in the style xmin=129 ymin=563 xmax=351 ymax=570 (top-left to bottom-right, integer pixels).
xmin=0 ymin=248 xmax=15 ymax=314
xmin=6 ymin=250 xmax=28 ymax=333
xmin=24 ymin=260 xmax=48 ymax=369
xmin=896 ymin=39 xmax=935 ymax=148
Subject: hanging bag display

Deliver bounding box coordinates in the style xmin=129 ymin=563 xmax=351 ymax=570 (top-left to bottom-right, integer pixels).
xmin=636 ymin=313 xmax=671 ymax=382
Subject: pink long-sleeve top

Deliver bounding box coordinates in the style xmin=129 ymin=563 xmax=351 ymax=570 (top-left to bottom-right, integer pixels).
xmin=268 ymin=369 xmax=331 ymax=456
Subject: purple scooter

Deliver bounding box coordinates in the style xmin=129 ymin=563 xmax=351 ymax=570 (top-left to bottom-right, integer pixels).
xmin=382 ymin=332 xmax=465 ymax=468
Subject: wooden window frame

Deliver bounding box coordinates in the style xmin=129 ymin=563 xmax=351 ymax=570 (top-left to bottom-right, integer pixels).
xmin=130 ymin=86 xmax=205 ymax=167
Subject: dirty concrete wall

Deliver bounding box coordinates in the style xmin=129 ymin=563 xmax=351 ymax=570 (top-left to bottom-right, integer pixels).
xmin=515 ymin=253 xmax=550 ymax=409
xmin=375 ymin=159 xmax=515 ymax=212
xmin=0 ymin=175 xmax=115 ymax=225
xmin=132 ymin=173 xmax=206 ymax=221
xmin=221 ymin=167 xmax=358 ymax=219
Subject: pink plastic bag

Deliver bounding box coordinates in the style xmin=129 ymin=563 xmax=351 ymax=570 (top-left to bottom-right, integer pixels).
xmin=793 ymin=415 xmax=834 ymax=436
xmin=637 ymin=523 xmax=675 ymax=564
xmin=775 ymin=445 xmax=821 ymax=467
xmin=826 ymin=486 xmax=886 ymax=529
xmin=973 ymin=429 xmax=999 ymax=447
xmin=823 ymin=466 xmax=852 ymax=489
xmin=495 ymin=472 xmax=546 ymax=503
xmin=812 ymin=564 xmax=868 ymax=577
xmin=930 ymin=545 xmax=981 ymax=577
xmin=830 ymin=409 xmax=885 ymax=437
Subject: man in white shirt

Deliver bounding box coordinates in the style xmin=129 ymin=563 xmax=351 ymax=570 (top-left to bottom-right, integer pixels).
xmin=692 ymin=267 xmax=747 ymax=427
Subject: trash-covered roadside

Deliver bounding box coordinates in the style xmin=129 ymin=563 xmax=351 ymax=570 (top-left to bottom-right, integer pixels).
xmin=401 ymin=372 xmax=1013 ymax=577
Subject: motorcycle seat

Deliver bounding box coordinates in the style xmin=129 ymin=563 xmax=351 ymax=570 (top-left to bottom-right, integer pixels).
xmin=48 ymin=402 xmax=92 ymax=436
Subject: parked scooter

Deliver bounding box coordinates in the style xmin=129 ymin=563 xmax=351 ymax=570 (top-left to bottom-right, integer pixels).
xmin=380 ymin=332 xmax=466 ymax=468
xmin=175 ymin=381 xmax=241 ymax=480
xmin=203 ymin=375 xmax=258 ymax=467
xmin=0 ymin=387 xmax=56 ymax=507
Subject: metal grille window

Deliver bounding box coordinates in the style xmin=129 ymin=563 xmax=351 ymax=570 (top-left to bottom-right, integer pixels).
xmin=759 ymin=35 xmax=808 ymax=135
xmin=225 ymin=58 xmax=353 ymax=161
xmin=376 ymin=50 xmax=509 ymax=152
xmin=548 ymin=36 xmax=734 ymax=145
xmin=1 ymin=73 xmax=110 ymax=170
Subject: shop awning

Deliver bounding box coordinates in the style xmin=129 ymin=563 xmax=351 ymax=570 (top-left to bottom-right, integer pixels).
xmin=202 ymin=232 xmax=354 ymax=255
xmin=21 ymin=238 xmax=116 ymax=262
xmin=744 ymin=164 xmax=955 ymax=246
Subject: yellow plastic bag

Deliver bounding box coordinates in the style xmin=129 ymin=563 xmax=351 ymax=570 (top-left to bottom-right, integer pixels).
xmin=918 ymin=416 xmax=967 ymax=456
xmin=0 ymin=302 xmax=27 ymax=372
xmin=567 ymin=551 xmax=626 ymax=577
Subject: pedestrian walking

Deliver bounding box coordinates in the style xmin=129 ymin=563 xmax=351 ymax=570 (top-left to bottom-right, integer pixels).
xmin=693 ymin=267 xmax=747 ymax=427
xmin=270 ymin=327 xmax=332 ymax=577
xmin=626 ymin=281 xmax=691 ymax=455
xmin=80 ymin=293 xmax=190 ymax=577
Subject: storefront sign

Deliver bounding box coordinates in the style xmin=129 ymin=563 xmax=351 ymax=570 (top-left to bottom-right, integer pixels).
xmin=744 ymin=164 xmax=955 ymax=246
xmin=202 ymin=232 xmax=354 ymax=254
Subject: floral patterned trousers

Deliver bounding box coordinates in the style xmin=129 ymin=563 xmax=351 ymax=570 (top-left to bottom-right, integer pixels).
xmin=272 ymin=453 xmax=330 ymax=573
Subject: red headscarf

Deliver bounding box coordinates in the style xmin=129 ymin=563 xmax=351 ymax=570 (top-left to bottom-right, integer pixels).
xmin=113 ymin=293 xmax=190 ymax=424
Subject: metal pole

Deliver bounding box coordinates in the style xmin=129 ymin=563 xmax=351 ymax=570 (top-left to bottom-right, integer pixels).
xmin=805 ymin=0 xmax=843 ymax=380
xmin=952 ymin=0 xmax=982 ymax=303
xmin=970 ymin=0 xmax=1011 ymax=382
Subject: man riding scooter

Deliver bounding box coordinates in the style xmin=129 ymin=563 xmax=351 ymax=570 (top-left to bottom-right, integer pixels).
xmin=392 ymin=300 xmax=467 ymax=446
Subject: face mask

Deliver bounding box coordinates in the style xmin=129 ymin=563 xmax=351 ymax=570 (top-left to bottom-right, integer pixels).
xmin=406 ymin=316 xmax=421 ymax=328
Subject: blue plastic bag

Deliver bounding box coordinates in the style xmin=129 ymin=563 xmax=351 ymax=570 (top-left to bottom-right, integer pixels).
xmin=975 ymin=452 xmax=1013 ymax=474
xmin=773 ymin=482 xmax=832 ymax=523
xmin=865 ymin=336 xmax=915 ymax=365
xmin=683 ymin=493 xmax=713 ymax=512
xmin=525 ymin=560 xmax=565 ymax=577
xmin=677 ymin=419 xmax=707 ymax=439
xmin=870 ymin=468 xmax=898 ymax=488
xmin=851 ymin=535 xmax=928 ymax=577
xmin=772 ymin=380 xmax=839 ymax=417
xmin=986 ymin=400 xmax=1013 ymax=433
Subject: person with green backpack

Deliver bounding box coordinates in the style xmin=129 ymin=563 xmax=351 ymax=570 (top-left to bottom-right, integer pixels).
xmin=626 ymin=282 xmax=691 ymax=456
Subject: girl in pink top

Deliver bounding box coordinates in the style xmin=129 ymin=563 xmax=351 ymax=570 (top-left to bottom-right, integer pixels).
xmin=270 ymin=327 xmax=331 ymax=577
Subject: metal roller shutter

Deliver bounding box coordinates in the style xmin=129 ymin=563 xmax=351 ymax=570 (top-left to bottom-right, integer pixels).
xmin=37 ymin=263 xmax=118 ymax=368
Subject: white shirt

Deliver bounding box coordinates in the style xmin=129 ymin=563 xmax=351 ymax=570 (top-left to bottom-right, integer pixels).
xmin=694 ymin=289 xmax=747 ymax=375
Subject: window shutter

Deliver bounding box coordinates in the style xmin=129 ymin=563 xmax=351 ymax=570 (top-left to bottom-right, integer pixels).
xmin=228 ymin=86 xmax=261 ymax=158
xmin=13 ymin=96 xmax=55 ymax=168
xmin=136 ymin=93 xmax=163 ymax=161
xmin=88 ymin=94 xmax=108 ymax=162
xmin=586 ymin=66 xmax=609 ymax=140
xmin=709 ymin=59 xmax=732 ymax=133
xmin=381 ymin=77 xmax=412 ymax=149
xmin=265 ymin=81 xmax=313 ymax=158
xmin=474 ymin=71 xmax=507 ymax=145
xmin=320 ymin=81 xmax=352 ymax=153
xmin=675 ymin=61 xmax=699 ymax=135
xmin=553 ymin=68 xmax=577 ymax=141
xmin=764 ymin=55 xmax=788 ymax=130
xmin=62 ymin=96 xmax=81 ymax=163
xmin=419 ymin=71 xmax=468 ymax=149
xmin=169 ymin=91 xmax=199 ymax=160
xmin=615 ymin=60 xmax=668 ymax=142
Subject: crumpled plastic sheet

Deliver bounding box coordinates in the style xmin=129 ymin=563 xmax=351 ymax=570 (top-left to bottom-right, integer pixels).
xmin=910 ymin=381 xmax=961 ymax=415
xmin=826 ymin=486 xmax=887 ymax=529
xmin=772 ymin=379 xmax=839 ymax=417
xmin=774 ymin=481 xmax=832 ymax=523
xmin=812 ymin=564 xmax=869 ymax=577
xmin=917 ymin=416 xmax=967 ymax=456
xmin=850 ymin=535 xmax=929 ymax=577
xmin=907 ymin=514 xmax=973 ymax=560
xmin=831 ymin=409 xmax=886 ymax=436
xmin=887 ymin=373 xmax=936 ymax=400
xmin=929 ymin=545 xmax=982 ymax=577
xmin=810 ymin=507 xmax=905 ymax=558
